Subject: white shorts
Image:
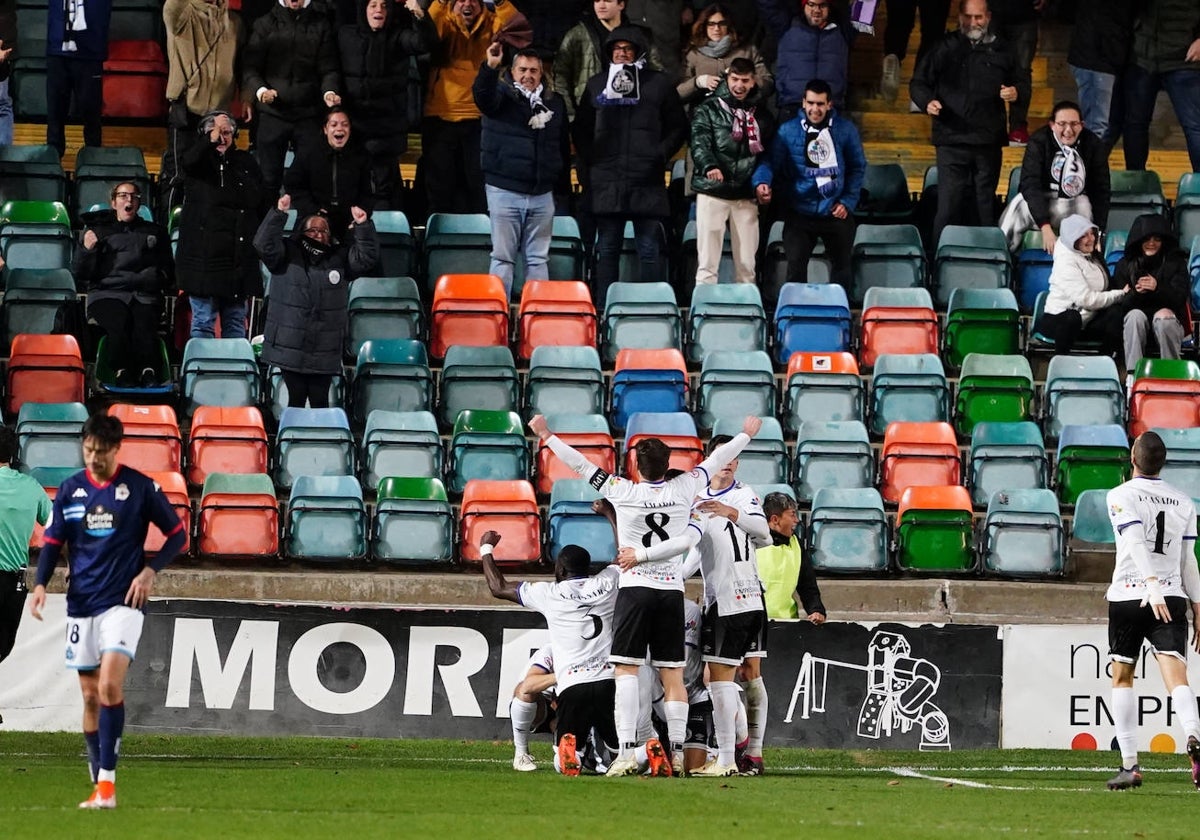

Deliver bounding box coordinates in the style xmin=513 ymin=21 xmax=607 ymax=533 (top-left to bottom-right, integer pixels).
xmin=65 ymin=606 xmax=145 ymax=670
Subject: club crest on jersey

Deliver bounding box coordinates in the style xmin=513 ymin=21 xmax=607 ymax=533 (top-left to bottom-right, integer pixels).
xmin=1109 ymin=503 xmax=1122 ymax=516
xmin=115 ymin=484 xmax=130 ymax=501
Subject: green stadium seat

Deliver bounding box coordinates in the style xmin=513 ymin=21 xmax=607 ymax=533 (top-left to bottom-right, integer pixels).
xmin=855 ymin=164 xmax=914 ymax=225
xmin=372 ymin=476 xmax=454 ymax=566
xmin=94 ymin=335 xmax=172 ymax=395
xmin=0 ymin=267 xmax=79 ymax=351
xmin=423 ymin=213 xmax=492 ymax=292
xmin=1043 ymin=355 xmax=1125 ymax=439
xmin=0 ymin=200 xmax=72 ymax=271
xmin=1157 ymin=427 xmax=1200 ymax=500
xmin=286 ymin=475 xmax=367 ymax=562
xmin=273 ymin=407 xmax=356 ymax=490
xmin=361 ymin=410 xmax=443 ymax=490
xmin=72 ymin=146 xmax=151 ymax=221
xmin=1107 ymin=170 xmax=1168 ymax=234
xmin=943 ymin=287 xmax=1021 ymax=368
xmin=1175 ymin=173 xmax=1200 ymax=245
xmin=448 ymin=409 xmax=530 ymax=494
xmin=954 ymin=353 xmax=1034 ymax=436
xmin=793 ymin=420 xmax=874 ymax=503
xmin=371 ymin=211 xmax=417 ymax=278
xmin=1055 ymin=424 xmax=1131 ymax=505
xmin=981 ymin=488 xmax=1064 ymax=577
xmin=967 ymin=421 xmax=1047 ymax=508
xmin=868 ymin=353 xmax=950 ymax=437
xmin=784 ymin=351 xmax=863 ymax=432
xmin=438 ymin=344 xmax=519 ymax=427
xmin=345 ymin=275 xmax=424 ymax=358
xmin=895 ymin=485 xmax=975 ymax=573
xmin=932 ymin=225 xmax=1011 ymax=308
xmin=547 ymin=479 xmax=616 ymax=571
xmin=16 ymin=401 xmax=87 ymax=475
xmin=513 ymin=216 xmax=586 ymax=294
xmin=179 ymin=338 xmax=259 ymax=420
xmin=808 ymin=487 xmax=889 ymax=573
xmin=524 ymin=345 xmax=605 ymax=419
xmin=0 ymin=148 xmax=67 ymax=205
xmin=696 ymin=350 xmax=776 ymax=432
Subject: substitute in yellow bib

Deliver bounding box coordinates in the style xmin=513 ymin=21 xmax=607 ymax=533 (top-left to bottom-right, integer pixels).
xmin=755 ymin=492 xmax=826 ymax=622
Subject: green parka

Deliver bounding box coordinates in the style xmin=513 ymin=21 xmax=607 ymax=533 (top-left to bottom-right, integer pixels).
xmin=688 ymin=78 xmax=775 ymax=201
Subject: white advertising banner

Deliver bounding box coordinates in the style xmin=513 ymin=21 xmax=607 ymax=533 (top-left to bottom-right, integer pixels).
xmin=1002 ymin=624 xmax=1200 ymax=752
xmin=0 ymin=594 xmax=82 ymax=731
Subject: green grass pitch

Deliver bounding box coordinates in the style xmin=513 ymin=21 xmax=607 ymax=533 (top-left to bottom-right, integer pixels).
xmin=2 ymin=733 xmax=1198 ymax=839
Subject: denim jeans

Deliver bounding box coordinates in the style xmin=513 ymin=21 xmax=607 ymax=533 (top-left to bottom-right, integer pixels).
xmin=189 ymin=296 xmax=248 ymax=339
xmin=1123 ymin=65 xmax=1200 ymax=172
xmin=1070 ymin=65 xmax=1123 ymax=149
xmin=0 ymin=79 xmax=12 ymax=147
xmin=593 ymin=215 xmax=665 ymax=309
xmin=485 ymin=184 xmax=556 ymax=298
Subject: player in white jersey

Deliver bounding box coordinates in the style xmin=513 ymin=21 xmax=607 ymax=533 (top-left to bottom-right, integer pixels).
xmin=529 ymin=413 xmax=762 ymax=777
xmin=479 ymin=530 xmax=620 ymax=776
xmin=509 ymin=645 xmax=556 ymax=772
xmin=1103 ymin=431 xmax=1200 ymax=791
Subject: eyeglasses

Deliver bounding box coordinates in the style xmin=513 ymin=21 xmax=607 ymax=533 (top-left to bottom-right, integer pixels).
xmin=113 ymin=191 xmax=141 ymax=201
xmin=1052 ymin=121 xmax=1082 ymax=129
xmin=707 ymin=19 xmax=729 ymax=27
xmin=302 ymin=226 xmax=329 ymax=235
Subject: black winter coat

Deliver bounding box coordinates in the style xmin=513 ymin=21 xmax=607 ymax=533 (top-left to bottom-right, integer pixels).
xmin=284 ymin=141 xmax=374 ymax=235
xmin=1067 ymin=0 xmax=1135 ymax=75
xmin=243 ymin=4 xmax=340 ymax=121
xmin=1112 ymin=213 xmax=1191 ymax=327
xmin=255 ymin=208 xmax=379 ymax=374
xmin=910 ymin=31 xmax=1017 ymax=148
xmin=473 ymin=63 xmax=570 ymax=196
xmin=73 ymin=214 xmax=173 ymax=303
xmin=176 ymin=140 xmax=268 ymax=298
xmin=1019 ymin=124 xmax=1111 ymax=229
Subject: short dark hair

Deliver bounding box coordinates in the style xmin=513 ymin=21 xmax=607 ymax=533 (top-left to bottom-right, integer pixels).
xmin=82 ymin=414 xmax=123 ymax=449
xmin=557 ymin=544 xmax=593 ymax=576
xmin=727 ymin=57 xmax=756 ymax=77
xmin=325 ymin=106 xmax=352 ymax=126
xmin=1132 ymin=431 xmax=1167 ymax=477
xmin=109 ymin=181 xmax=140 ymax=202
xmin=513 ymin=48 xmax=542 ymax=64
xmin=1050 ymin=101 xmax=1082 ymax=122
xmin=706 ymin=434 xmax=734 ymax=455
xmin=762 ymin=491 xmax=796 ymax=519
xmin=635 ymin=438 xmax=671 ymax=481
xmin=804 ymin=78 xmax=833 ymax=99
xmin=0 ymin=426 xmax=16 ymax=464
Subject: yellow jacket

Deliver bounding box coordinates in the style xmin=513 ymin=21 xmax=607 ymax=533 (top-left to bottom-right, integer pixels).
xmin=425 ymin=0 xmax=521 ymax=122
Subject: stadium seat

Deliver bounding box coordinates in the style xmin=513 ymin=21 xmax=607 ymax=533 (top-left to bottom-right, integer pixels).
xmin=273 ymin=407 xmax=356 ymax=490
xmin=0 ymin=148 xmax=67 ymax=205
xmin=1055 ymin=424 xmax=1131 ymax=505
xmin=807 ymin=487 xmax=889 ymax=573
xmin=868 ymin=353 xmax=950 ymax=437
xmin=694 ymin=350 xmax=775 ymax=432
xmin=601 ymin=281 xmax=681 ymax=366
xmin=372 ymin=476 xmax=454 ymax=565
xmin=1157 ymin=426 xmax=1200 ymax=497
xmin=0 ymin=267 xmax=78 ymax=351
xmin=198 ymin=473 xmax=280 ymax=558
xmin=448 ymin=409 xmax=529 ymax=493
xmin=286 ymin=475 xmax=367 ymax=562
xmin=773 ymin=283 xmax=852 ymax=363
xmin=438 ymin=345 xmax=519 ymax=428
xmin=1191 ymin=235 xmax=1200 ymax=311
xmin=16 ymin=402 xmax=86 ymax=476
xmin=1014 ymin=230 xmax=1053 ymax=313
xmin=1176 ymin=173 xmax=1200 ymax=245
xmin=849 ymin=223 xmax=926 ymax=306
xmin=429 ymin=273 xmax=509 ymax=358
xmin=6 ymin=333 xmax=85 ymax=417
xmin=931 ymin=225 xmax=1011 ymax=308
xmin=783 ymin=351 xmax=864 ymax=432
xmin=858 ymin=287 xmax=939 ymax=368
xmin=513 ymin=216 xmax=586 ymax=293
xmin=102 ymin=40 xmax=168 ymax=119
xmin=610 ymin=347 xmax=689 ymax=431
xmin=1042 ymin=354 xmax=1125 ymax=439
xmin=1128 ymin=358 xmax=1200 ymax=437
xmin=981 ymin=488 xmax=1064 ymax=577
xmin=879 ymin=421 xmax=961 ymax=504
xmin=351 ymin=339 xmax=433 ymax=428
xmin=894 ymin=485 xmax=975 ymax=573
xmin=371 ymin=211 xmax=417 ymax=278
xmin=793 ymin=420 xmax=874 ymax=503
xmin=179 ymin=338 xmax=259 ymax=420
xmin=263 ymin=367 xmax=346 ymax=426
xmin=712 ymin=416 xmax=789 ymax=487
xmin=72 ymin=146 xmax=150 ymax=221
xmin=761 ymin=222 xmax=833 ymax=303
xmin=0 ymin=200 xmax=72 ymax=271
xmin=186 ymin=405 xmax=269 ymax=487
xmin=1106 ymin=170 xmax=1168 ymax=234
xmin=423 ymin=213 xmax=493 ymax=292
xmin=547 ymin=479 xmax=617 ymax=570
xmin=345 ymin=275 xmax=424 ymax=358
xmin=93 ymin=335 xmax=173 ymax=396
xmin=686 ymin=283 xmax=767 ymax=363
xmin=624 ymin=412 xmax=704 ymax=476
xmin=524 ymin=345 xmax=605 ymax=419
xmin=1070 ymin=488 xmax=1116 ymax=544
xmin=459 ymin=479 xmax=542 ymax=566
xmin=144 ymin=471 xmax=191 ymax=557
xmin=107 ymin=403 xmax=182 ymax=474
xmin=967 ymin=421 xmax=1047 ymax=508
xmin=533 ymin=413 xmax=615 ymax=496
xmin=516 ymin=280 xmax=597 ymax=362
xmin=361 ymin=410 xmax=443 ymax=490
xmin=943 ymin=287 xmax=1021 ymax=368
xmin=854 ymin=163 xmax=914 ymax=225
xmin=1104 ymin=229 xmax=1127 ymax=275
xmin=954 ymin=353 xmax=1035 ymax=436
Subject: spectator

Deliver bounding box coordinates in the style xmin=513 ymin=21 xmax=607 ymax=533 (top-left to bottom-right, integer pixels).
xmin=242 ymin=0 xmax=341 ymax=197
xmin=473 ymin=44 xmax=570 ymax=298
xmin=998 ymin=101 xmax=1110 ymax=253
xmin=879 ymin=0 xmax=948 ymax=104
xmin=161 ymin=0 xmax=243 ymax=218
xmin=752 ymin=78 xmax=865 ymax=293
xmin=1122 ymin=0 xmax=1200 ymax=172
xmin=255 ymin=194 xmax=378 ymax=408
xmin=1113 ymin=214 xmax=1190 ymax=380
xmin=759 ymin=0 xmax=853 ymax=116
xmin=989 ymin=0 xmax=1039 ymax=146
xmin=73 ymin=183 xmax=174 ymax=386
xmin=573 ymin=26 xmax=687 ymax=305
xmin=284 ymin=108 xmax=373 ymax=235
xmin=422 ymin=0 xmax=528 ymax=215
xmin=689 ymin=57 xmax=775 ymax=286
xmin=338 ymin=0 xmax=435 ymax=210
xmin=1034 ymin=213 xmax=1127 ymax=359
xmin=555 ymin=0 xmax=660 ymax=120
xmin=0 ymin=38 xmax=11 ymax=146
xmin=755 ymin=491 xmax=825 ymax=622
xmin=512 ymin=0 xmax=589 ymax=61
xmin=625 ymin=0 xmax=687 ymax=77
xmin=1066 ymin=0 xmax=1133 ymax=151
xmin=176 ymin=111 xmax=268 ymax=339
xmin=909 ymin=0 xmax=1017 ymax=246
xmin=46 ymin=0 xmax=112 ymax=156
xmin=677 ymin=4 xmax=772 ymax=112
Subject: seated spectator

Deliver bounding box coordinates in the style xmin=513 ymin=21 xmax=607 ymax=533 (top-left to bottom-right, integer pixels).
xmin=999 ymin=101 xmax=1111 ymax=253
xmin=555 ymin=0 xmax=660 ymax=120
xmin=177 ymin=111 xmax=268 ymax=339
xmin=255 ymin=194 xmax=379 ymax=408
xmin=758 ymin=0 xmax=853 ymax=116
xmin=338 ymin=0 xmax=435 ymax=210
xmin=1113 ymin=214 xmax=1191 ymax=380
xmin=1034 ymin=214 xmax=1128 ymax=359
xmin=284 ymin=108 xmax=373 ymax=235
xmin=73 ymin=183 xmax=174 ymax=386
xmin=473 ymin=44 xmax=570 ymax=298
xmin=677 ymin=4 xmax=772 ymax=112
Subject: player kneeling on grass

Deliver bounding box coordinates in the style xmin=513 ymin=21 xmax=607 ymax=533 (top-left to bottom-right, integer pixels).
xmin=1104 ymin=430 xmax=1200 ymax=791
xmin=510 ymin=645 xmax=557 ymax=772
xmin=29 ymin=414 xmax=186 ymax=809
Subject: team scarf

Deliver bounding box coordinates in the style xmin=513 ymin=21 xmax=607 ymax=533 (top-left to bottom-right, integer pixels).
xmin=717 ymin=97 xmax=763 ymax=154
xmin=849 ymin=0 xmax=878 ymax=34
xmin=62 ymin=0 xmax=88 ymax=51
xmin=513 ymin=81 xmax=553 ymax=129
xmin=801 ymin=118 xmax=841 ymax=198
xmin=1051 ymin=136 xmax=1086 ymax=199
xmin=599 ymin=58 xmax=645 ymax=106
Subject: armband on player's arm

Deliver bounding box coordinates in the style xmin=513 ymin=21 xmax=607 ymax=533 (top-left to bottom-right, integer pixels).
xmin=634 ymin=525 xmax=702 ymax=564
xmin=545 ymin=435 xmax=612 ymax=489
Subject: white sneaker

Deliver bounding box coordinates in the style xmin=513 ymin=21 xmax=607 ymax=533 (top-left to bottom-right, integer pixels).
xmin=513 ymin=753 xmax=537 ymax=772
xmin=671 ymin=753 xmax=686 ymax=777
xmin=690 ymin=759 xmax=739 ymax=777
xmin=881 ymin=54 xmax=900 ymax=102
xmin=605 ymin=754 xmax=640 ymax=777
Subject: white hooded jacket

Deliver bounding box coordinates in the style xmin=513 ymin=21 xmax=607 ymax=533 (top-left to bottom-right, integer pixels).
xmin=1043 ymin=213 xmax=1125 ymax=324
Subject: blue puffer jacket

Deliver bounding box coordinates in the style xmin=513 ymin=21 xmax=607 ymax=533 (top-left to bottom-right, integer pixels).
xmin=752 ymin=111 xmax=866 ymax=217
xmin=758 ymin=0 xmax=852 ymax=107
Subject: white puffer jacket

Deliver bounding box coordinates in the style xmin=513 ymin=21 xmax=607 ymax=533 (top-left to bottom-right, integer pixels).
xmin=1043 ymin=215 xmax=1126 ymax=324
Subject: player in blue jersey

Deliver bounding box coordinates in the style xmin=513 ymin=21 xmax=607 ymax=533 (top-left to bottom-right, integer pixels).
xmin=28 ymin=414 xmax=186 ymax=810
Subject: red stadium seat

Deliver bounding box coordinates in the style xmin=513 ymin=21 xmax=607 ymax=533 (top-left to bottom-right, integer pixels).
xmin=516 ymin=280 xmax=597 ymax=361
xmin=102 ymin=41 xmax=168 ymax=120
xmin=6 ymin=333 xmax=85 ymax=416
xmin=859 ymin=304 xmax=939 ymax=369
xmin=108 ymin=404 xmax=182 ymax=474
xmin=186 ymin=405 xmax=270 ymax=487
xmin=534 ymin=428 xmax=617 ymax=496
xmin=879 ymin=421 xmax=961 ymax=503
xmin=144 ymin=471 xmax=192 ymax=557
xmin=1128 ymin=359 xmax=1200 ymax=437
xmin=459 ymin=479 xmax=542 ymax=567
xmin=429 ymin=274 xmax=508 ymax=358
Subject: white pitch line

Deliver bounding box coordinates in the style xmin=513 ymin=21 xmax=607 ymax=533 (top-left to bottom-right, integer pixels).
xmin=887 ymin=767 xmax=1099 ymax=792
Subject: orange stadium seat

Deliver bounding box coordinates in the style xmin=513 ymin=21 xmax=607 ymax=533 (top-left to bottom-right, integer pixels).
xmin=108 ymin=404 xmax=182 ymax=474
xmin=6 ymin=333 xmax=85 ymax=416
xmin=144 ymin=471 xmax=191 ymax=557
xmin=429 ymin=273 xmax=509 ymax=358
xmin=186 ymin=406 xmax=270 ymax=487
xmin=879 ymin=421 xmax=961 ymax=503
xmin=516 ymin=280 xmax=597 ymax=361
xmin=197 ymin=473 xmax=280 ymax=559
xmin=459 ymin=479 xmax=542 ymax=567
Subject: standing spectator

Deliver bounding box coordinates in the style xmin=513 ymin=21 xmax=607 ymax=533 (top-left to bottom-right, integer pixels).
xmin=1067 ymin=0 xmax=1133 ymax=151
xmin=422 ymin=0 xmax=528 ymax=215
xmin=689 ymin=58 xmax=774 ymax=286
xmin=1113 ymin=214 xmax=1191 ymax=379
xmin=338 ymin=0 xmax=435 ymax=210
xmin=176 ymin=111 xmax=268 ymax=339
xmin=45 ymin=0 xmax=112 ymax=156
xmin=161 ymin=0 xmax=242 ymax=217
xmin=284 ymin=108 xmax=373 ymax=235
xmin=878 ymin=0 xmax=948 ymax=104
xmin=555 ymin=0 xmax=660 ymax=120
xmin=473 ymin=44 xmax=570 ymax=298
xmin=998 ymin=101 xmax=1110 ymax=253
xmin=755 ymin=491 xmax=826 ymax=622
xmin=512 ymin=0 xmax=589 ymax=61
xmin=574 ymin=27 xmax=687 ymax=305
xmin=255 ymin=194 xmax=378 ymax=408
xmin=989 ymin=0 xmax=1039 ymax=146
xmin=759 ymin=0 xmax=854 ymax=116
xmin=752 ymin=78 xmax=865 ymax=293
xmin=910 ymin=0 xmax=1017 ymax=246
xmin=0 ymin=38 xmax=12 ymax=146
xmin=677 ymin=4 xmax=772 ymax=112
xmin=625 ymin=0 xmax=687 ymax=76
xmin=242 ymin=0 xmax=341 ymax=197
xmin=73 ymin=183 xmax=174 ymax=386
xmin=1122 ymin=0 xmax=1200 ymax=172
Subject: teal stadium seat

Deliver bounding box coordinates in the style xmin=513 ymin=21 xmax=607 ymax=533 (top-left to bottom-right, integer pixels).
xmin=286 ymin=475 xmax=367 ymax=562
xmin=372 ymin=476 xmax=454 ymax=566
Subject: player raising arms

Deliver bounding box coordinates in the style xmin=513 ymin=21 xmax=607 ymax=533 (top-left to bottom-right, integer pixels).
xmin=1104 ymin=431 xmax=1200 ymax=791
xmin=529 ymin=413 xmax=761 ymax=776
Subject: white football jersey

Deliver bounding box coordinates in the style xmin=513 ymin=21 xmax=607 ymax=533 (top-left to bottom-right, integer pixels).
xmin=694 ymin=482 xmax=767 ymax=616
xmin=519 ymin=567 xmax=620 ymax=691
xmin=1106 ymin=477 xmax=1199 ymax=603
xmin=683 ymin=599 xmax=708 ymax=705
xmin=523 ymin=645 xmax=556 ymax=698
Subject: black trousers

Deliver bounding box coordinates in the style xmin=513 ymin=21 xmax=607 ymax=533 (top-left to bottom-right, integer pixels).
xmin=883 ymin=0 xmax=950 ymax=64
xmin=782 ymin=211 xmax=855 ymax=288
xmin=420 ymin=117 xmax=485 ymax=214
xmin=1035 ymin=305 xmax=1124 ymax=359
xmin=282 ymin=370 xmax=332 ymax=409
xmin=87 ymin=297 xmax=162 ymax=377
xmin=933 ymin=143 xmax=1003 ymax=246
xmin=256 ymin=111 xmax=322 ymax=196
xmin=0 ymin=570 xmax=28 ymax=664
xmin=46 ymin=56 xmax=103 ymax=157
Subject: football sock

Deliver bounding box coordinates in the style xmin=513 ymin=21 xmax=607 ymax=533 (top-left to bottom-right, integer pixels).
xmin=1112 ymin=687 xmax=1139 ymax=768
xmin=709 ymin=681 xmax=739 ymax=766
xmin=84 ymin=730 xmax=100 ymax=783
xmin=615 ymin=674 xmax=640 ymax=758
xmin=745 ymin=677 xmax=768 ymax=757
xmin=510 ymin=697 xmax=537 ymax=756
xmin=635 ymin=667 xmax=656 ymax=742
xmin=1171 ymin=685 xmax=1200 ymax=741
xmin=98 ymin=702 xmax=125 ymax=773
xmin=664 ymin=700 xmax=688 ymax=755
xmin=734 ymin=691 xmax=749 ymax=745
xmin=634 ymin=743 xmax=649 ymax=770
